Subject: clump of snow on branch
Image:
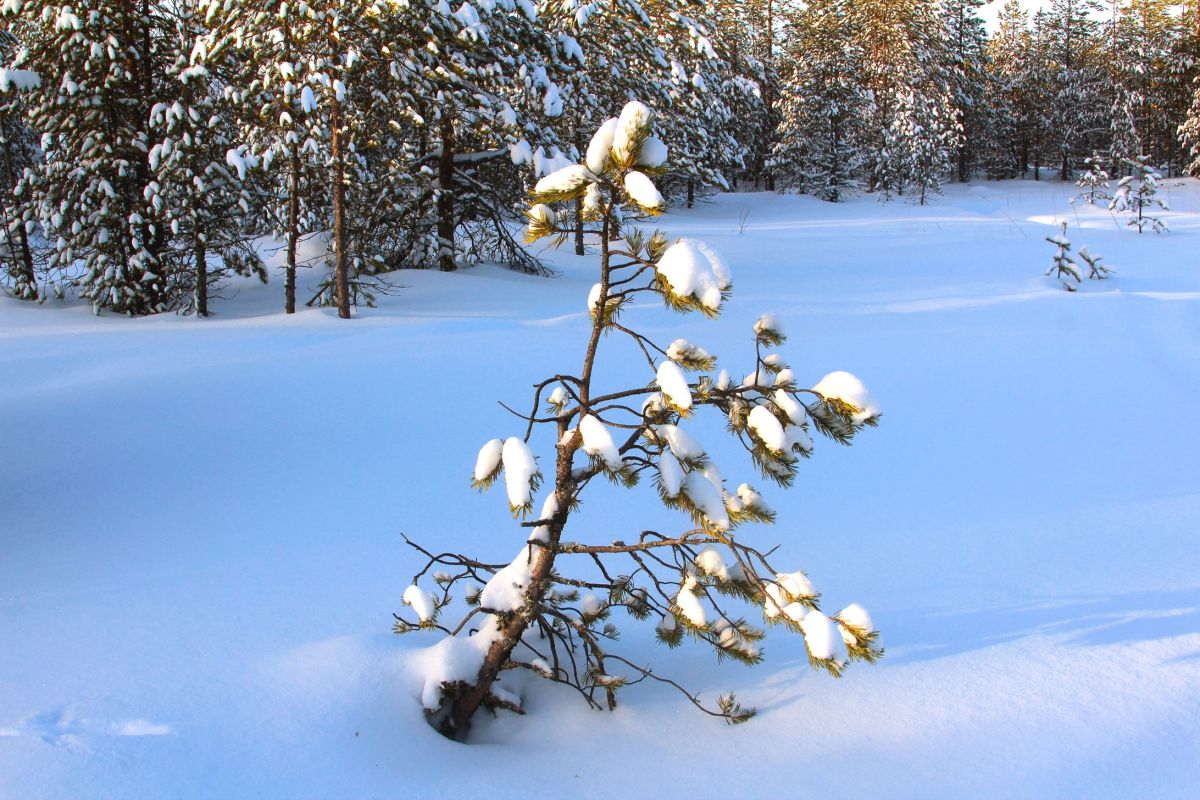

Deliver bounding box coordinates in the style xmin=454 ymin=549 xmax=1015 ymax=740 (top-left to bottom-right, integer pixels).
xmin=403 ymin=585 xmax=437 ymax=623
xmin=579 ymin=414 xmax=622 ymax=471
xmin=801 ymin=611 xmax=848 ymax=664
xmin=683 ymin=470 xmax=731 ymax=530
xmin=657 ymin=450 xmax=685 ymax=498
xmin=472 ymin=438 xmax=504 ymax=487
xmin=674 ymin=575 xmax=707 ymax=628
xmin=656 ymin=359 xmax=693 ymax=413
xmin=637 ymin=136 xmax=669 ymax=168
xmin=535 ymin=164 xmax=593 ymax=196
xmin=479 ymin=545 xmax=539 ymax=612
xmin=748 ymin=405 xmax=788 ymax=454
xmin=652 ymin=424 xmax=705 ymax=464
xmin=611 ymin=101 xmax=651 ymax=164
xmin=501 ymin=437 xmax=539 ymax=514
xmin=835 ymin=603 xmax=875 ymax=636
xmin=655 ymin=239 xmax=730 ymax=312
xmin=624 ymin=171 xmax=664 ymax=212
xmin=585 ymin=117 xmax=618 ymax=174
xmin=811 ymin=371 xmax=880 ymax=423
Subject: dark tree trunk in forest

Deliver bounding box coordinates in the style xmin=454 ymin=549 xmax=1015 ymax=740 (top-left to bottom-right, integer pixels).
xmin=286 ymin=142 xmax=300 ymax=314
xmin=194 ymin=225 xmax=207 ymax=317
xmin=284 ymin=15 xmax=298 ymax=314
xmin=331 ymin=97 xmax=350 ymax=320
xmin=437 ymin=116 xmax=456 ymax=272
xmin=687 ymin=179 xmax=694 ymax=208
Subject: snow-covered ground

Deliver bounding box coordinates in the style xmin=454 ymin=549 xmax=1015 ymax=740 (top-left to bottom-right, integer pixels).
xmin=3 ymin=180 xmax=1198 ymax=798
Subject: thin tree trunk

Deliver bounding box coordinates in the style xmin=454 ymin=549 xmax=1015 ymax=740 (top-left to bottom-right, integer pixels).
xmin=194 ymin=225 xmax=207 ymax=317
xmin=437 ymin=116 xmax=456 ymax=272
xmin=331 ymin=97 xmax=350 ymax=320
xmin=574 ymin=194 xmax=584 ymax=255
xmin=687 ymin=179 xmax=694 ymax=208
xmin=286 ymin=142 xmax=300 ymax=314
xmin=284 ymin=13 xmax=298 ymax=314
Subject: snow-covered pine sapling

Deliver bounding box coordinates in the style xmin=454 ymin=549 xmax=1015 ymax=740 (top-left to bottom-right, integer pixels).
xmin=1109 ymin=155 xmax=1169 ymax=234
xmin=1046 ymin=222 xmax=1082 ymax=291
xmin=395 ymin=102 xmax=882 ymax=742
xmin=1077 ymin=247 xmax=1113 ymax=280
xmin=1073 ymin=152 xmax=1110 ymax=206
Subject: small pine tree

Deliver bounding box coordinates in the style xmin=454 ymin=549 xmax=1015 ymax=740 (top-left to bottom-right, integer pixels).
xmin=1046 ymin=221 xmax=1082 ymax=290
xmin=1077 ymin=246 xmax=1113 ymax=279
xmin=396 ymin=102 xmax=882 ymax=741
xmin=1074 ymin=152 xmax=1111 ymax=205
xmin=1109 ymin=155 xmax=1169 ymax=233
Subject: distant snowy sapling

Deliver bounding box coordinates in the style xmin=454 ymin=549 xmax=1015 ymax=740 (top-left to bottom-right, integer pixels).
xmin=1073 ymin=152 xmax=1110 ymax=206
xmin=395 ymin=102 xmax=883 ymax=741
xmin=1109 ymin=156 xmax=1169 ymax=234
xmin=1044 ymin=221 xmax=1112 ymax=291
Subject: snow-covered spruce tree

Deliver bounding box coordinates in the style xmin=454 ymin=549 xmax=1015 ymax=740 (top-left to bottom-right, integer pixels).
xmin=647 ymin=5 xmax=756 ymax=204
xmin=771 ymin=0 xmax=869 ymax=201
xmin=983 ymin=0 xmax=1036 ymax=179
xmin=0 ymin=35 xmax=42 ymax=300
xmin=197 ymin=0 xmax=330 ymax=314
xmin=851 ymin=0 xmax=960 ymax=199
xmin=7 ymin=0 xmax=175 ymax=314
xmin=395 ymin=102 xmax=882 ymax=741
xmin=708 ymin=0 xmax=777 ymax=193
xmin=1107 ymin=81 xmax=1143 ymax=174
xmin=1106 ymin=0 xmax=1180 ymax=174
xmin=383 ymin=0 xmax=563 ymax=277
xmin=1109 ymin=154 xmax=1169 ymax=233
xmin=1044 ymin=0 xmax=1107 ymax=181
xmin=148 ymin=6 xmax=265 ymax=317
xmin=940 ymin=0 xmax=992 ymax=183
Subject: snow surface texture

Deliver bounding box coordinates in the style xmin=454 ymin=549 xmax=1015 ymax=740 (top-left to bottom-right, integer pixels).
xmin=3 ymin=181 xmax=1200 ymax=798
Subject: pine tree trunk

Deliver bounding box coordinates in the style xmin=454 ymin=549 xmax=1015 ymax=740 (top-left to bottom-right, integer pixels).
xmin=286 ymin=142 xmax=300 ymax=314
xmin=331 ymin=98 xmax=351 ymax=320
xmin=687 ymin=179 xmax=695 ymax=208
xmin=437 ymin=116 xmax=456 ymax=272
xmin=194 ymin=226 xmax=208 ymax=317
xmin=574 ymin=195 xmax=584 ymax=255
xmin=436 ymin=209 xmax=614 ymax=741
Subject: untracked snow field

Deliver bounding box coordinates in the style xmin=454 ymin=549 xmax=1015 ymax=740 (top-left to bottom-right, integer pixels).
xmin=3 ymin=181 xmax=1199 ymax=798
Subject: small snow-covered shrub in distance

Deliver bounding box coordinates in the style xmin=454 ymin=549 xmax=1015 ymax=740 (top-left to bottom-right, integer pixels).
xmin=1109 ymin=155 xmax=1169 ymax=234
xmin=1073 ymin=152 xmax=1111 ymax=206
xmin=1044 ymin=222 xmax=1113 ymax=291
xmin=1045 ymin=222 xmax=1083 ymax=291
xmin=395 ymin=102 xmax=883 ymax=742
